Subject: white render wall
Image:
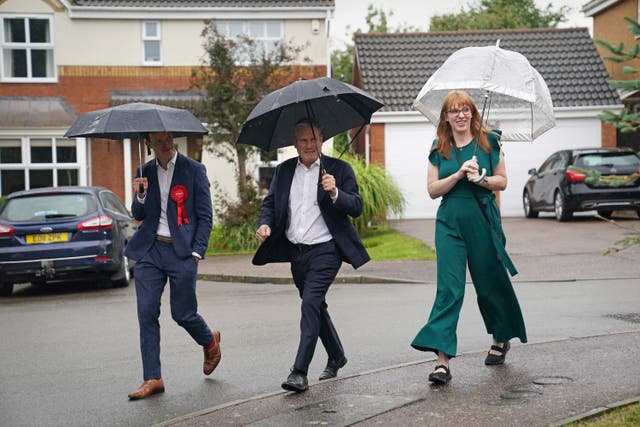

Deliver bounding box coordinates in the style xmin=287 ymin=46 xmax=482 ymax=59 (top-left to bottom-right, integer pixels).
xmin=2 ymin=0 xmax=329 ymax=66
xmin=378 ymin=108 xmax=609 ymax=219
xmin=1 ymin=0 xmax=50 ymax=13
xmin=55 ymin=19 xmax=328 ymax=66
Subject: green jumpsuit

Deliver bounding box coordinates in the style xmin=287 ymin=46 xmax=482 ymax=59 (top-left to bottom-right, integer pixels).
xmin=411 ymin=133 xmax=527 ymax=358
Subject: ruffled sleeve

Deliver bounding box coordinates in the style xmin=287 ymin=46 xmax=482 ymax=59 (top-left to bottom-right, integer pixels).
xmin=428 ymin=140 xmax=440 ymax=166
xmin=488 ymin=130 xmax=502 ymax=171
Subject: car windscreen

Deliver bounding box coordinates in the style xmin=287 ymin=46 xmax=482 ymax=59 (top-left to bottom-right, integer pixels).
xmin=0 ymin=193 xmax=97 ymax=222
xmin=574 ymin=153 xmax=640 ymax=170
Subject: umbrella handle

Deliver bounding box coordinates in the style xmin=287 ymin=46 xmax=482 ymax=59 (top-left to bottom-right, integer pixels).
xmin=470 ymin=168 xmax=487 ymax=183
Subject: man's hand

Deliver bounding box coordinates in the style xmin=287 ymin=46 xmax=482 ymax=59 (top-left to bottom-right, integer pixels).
xmin=321 ymin=172 xmax=337 ymax=198
xmin=256 ymin=224 xmax=271 ymax=243
xmin=133 ymin=177 xmax=148 ymax=198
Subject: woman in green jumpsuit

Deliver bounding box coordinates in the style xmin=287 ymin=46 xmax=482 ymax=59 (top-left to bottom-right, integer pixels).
xmin=411 ymin=90 xmax=527 ymax=385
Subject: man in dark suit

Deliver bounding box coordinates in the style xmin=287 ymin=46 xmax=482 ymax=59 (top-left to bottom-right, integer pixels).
xmin=125 ymin=132 xmax=220 ymax=400
xmin=254 ymin=119 xmax=370 ymax=392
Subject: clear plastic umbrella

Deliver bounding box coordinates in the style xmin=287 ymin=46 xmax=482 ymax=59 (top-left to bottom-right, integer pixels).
xmin=413 ymin=44 xmax=555 ymax=143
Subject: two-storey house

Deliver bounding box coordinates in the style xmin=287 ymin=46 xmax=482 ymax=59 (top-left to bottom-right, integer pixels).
xmin=0 ymin=0 xmax=334 ymax=207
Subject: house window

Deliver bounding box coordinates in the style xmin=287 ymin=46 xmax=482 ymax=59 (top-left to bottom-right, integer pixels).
xmin=215 ymin=20 xmax=283 ymax=63
xmin=0 ymin=15 xmax=56 ymax=82
xmin=142 ymin=21 xmax=161 ymax=65
xmin=0 ymin=137 xmax=81 ymax=195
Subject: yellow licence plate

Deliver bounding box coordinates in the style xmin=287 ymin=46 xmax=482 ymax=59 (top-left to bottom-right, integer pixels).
xmin=26 ymin=232 xmax=69 ymax=244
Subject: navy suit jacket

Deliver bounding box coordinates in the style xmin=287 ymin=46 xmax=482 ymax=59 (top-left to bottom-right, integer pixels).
xmin=124 ymin=153 xmax=213 ymax=261
xmin=252 ymin=155 xmax=370 ymax=269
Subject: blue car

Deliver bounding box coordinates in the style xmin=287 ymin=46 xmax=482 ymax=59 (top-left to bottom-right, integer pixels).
xmin=0 ymin=186 xmax=137 ymax=296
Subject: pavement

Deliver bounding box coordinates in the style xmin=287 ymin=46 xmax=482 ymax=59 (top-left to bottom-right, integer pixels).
xmin=167 ymin=217 xmax=640 ymax=427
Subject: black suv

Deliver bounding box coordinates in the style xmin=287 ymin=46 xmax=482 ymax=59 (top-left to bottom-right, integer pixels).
xmin=523 ymin=147 xmax=640 ymax=221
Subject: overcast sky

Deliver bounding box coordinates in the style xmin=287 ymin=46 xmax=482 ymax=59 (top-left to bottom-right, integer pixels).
xmin=329 ymin=0 xmax=593 ymax=50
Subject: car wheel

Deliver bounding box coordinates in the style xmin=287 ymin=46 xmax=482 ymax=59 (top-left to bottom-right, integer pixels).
xmin=523 ymin=191 xmax=539 ymax=218
xmin=111 ymin=254 xmax=131 ymax=288
xmin=554 ymin=191 xmax=573 ymax=222
xmin=597 ymin=210 xmax=613 ymax=219
xmin=0 ymin=282 xmax=13 ymax=297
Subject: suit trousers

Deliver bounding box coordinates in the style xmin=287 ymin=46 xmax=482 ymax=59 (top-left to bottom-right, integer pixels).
xmin=290 ymin=241 xmax=344 ymax=374
xmin=134 ymin=240 xmax=213 ymax=380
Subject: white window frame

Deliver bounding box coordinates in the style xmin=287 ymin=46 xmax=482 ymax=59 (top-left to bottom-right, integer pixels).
xmin=0 ymin=14 xmax=56 ymax=83
xmin=142 ymin=20 xmax=162 ymax=65
xmin=0 ymin=137 xmax=86 ymax=196
xmin=214 ymin=20 xmax=283 ymax=64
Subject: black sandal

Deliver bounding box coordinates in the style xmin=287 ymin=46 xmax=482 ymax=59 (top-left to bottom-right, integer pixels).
xmin=484 ymin=341 xmax=511 ymax=365
xmin=428 ymin=364 xmax=452 ymax=385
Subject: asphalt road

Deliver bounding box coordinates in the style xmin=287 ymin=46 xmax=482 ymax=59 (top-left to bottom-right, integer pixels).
xmin=1 ymin=215 xmax=639 ymax=427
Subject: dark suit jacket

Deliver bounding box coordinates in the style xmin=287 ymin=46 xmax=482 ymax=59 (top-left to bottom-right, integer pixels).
xmin=252 ymin=155 xmax=370 ymax=269
xmin=124 ymin=153 xmax=213 ymax=261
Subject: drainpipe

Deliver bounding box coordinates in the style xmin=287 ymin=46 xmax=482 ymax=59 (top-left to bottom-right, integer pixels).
xmin=365 ymin=126 xmax=370 ymax=166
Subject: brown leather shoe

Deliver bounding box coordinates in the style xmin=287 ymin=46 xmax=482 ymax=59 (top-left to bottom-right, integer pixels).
xmin=203 ymin=330 xmax=221 ymax=375
xmin=128 ymin=378 xmax=165 ymax=400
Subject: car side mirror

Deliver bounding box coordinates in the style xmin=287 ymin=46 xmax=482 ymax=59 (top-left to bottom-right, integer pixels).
xmin=528 ymin=168 xmax=537 ymax=175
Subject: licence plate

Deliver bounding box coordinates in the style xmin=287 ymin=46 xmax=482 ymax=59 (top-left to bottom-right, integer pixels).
xmin=26 ymin=232 xmax=69 ymax=244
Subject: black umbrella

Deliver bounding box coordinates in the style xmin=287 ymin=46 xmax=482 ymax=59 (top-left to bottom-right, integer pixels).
xmin=236 ymin=77 xmax=384 ymax=152
xmin=64 ymin=102 xmax=208 ymax=140
xmin=65 ymin=102 xmax=208 ymax=192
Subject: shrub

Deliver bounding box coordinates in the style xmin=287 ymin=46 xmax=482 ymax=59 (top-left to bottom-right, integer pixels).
xmin=208 ymin=183 xmax=261 ymax=254
xmin=342 ymin=154 xmax=405 ymax=233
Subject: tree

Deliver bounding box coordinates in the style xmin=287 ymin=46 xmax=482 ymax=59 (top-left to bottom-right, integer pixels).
xmin=331 ymin=5 xmax=419 ymax=155
xmin=429 ymin=0 xmax=568 ymax=31
xmin=190 ymin=23 xmax=309 ymax=192
xmin=596 ymin=17 xmax=640 ymax=133
xmin=332 ymin=5 xmax=420 ymax=85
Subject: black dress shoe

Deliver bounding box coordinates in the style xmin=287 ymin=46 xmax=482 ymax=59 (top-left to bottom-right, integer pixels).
xmin=318 ymin=355 xmax=348 ymax=380
xmin=281 ymin=370 xmax=308 ymax=393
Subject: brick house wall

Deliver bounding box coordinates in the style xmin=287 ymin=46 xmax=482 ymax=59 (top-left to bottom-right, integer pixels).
xmin=591 ymin=0 xmax=640 ymax=81
xmin=1 ymin=64 xmax=325 ymax=201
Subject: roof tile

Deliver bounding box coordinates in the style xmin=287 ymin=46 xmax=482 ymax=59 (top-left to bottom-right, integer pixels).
xmin=72 ymin=1 xmax=334 ymax=7
xmin=354 ymin=27 xmax=620 ymax=111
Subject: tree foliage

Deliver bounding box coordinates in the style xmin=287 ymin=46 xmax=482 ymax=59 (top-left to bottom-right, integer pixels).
xmin=596 ymin=17 xmax=640 ymax=133
xmin=190 ymin=23 xmax=309 ymax=191
xmin=332 ymin=5 xmax=420 ymax=85
xmin=331 ymin=5 xmax=419 ymax=155
xmin=429 ymin=0 xmax=568 ymax=31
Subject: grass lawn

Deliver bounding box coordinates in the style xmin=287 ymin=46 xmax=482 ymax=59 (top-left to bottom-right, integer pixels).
xmin=207 ymin=224 xmax=436 ymax=260
xmin=361 ymin=225 xmax=436 ymax=261
xmin=563 ymin=401 xmax=640 ymax=426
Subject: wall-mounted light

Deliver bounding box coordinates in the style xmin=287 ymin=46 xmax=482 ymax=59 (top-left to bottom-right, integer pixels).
xmin=312 ymin=19 xmax=320 ymax=35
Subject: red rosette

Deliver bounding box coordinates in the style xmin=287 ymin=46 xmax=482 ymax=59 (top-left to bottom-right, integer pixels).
xmin=170 ymin=185 xmax=190 ymax=225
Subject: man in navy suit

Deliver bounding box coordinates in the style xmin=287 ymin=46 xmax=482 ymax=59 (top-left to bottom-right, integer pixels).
xmin=125 ymin=132 xmax=220 ymax=400
xmin=254 ymin=119 xmax=370 ymax=392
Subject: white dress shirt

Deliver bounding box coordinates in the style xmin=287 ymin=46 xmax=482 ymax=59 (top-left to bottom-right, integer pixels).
xmin=285 ymin=158 xmax=335 ymax=245
xmin=154 ymin=152 xmax=176 ymax=238
xmin=137 ymin=155 xmax=176 ymax=225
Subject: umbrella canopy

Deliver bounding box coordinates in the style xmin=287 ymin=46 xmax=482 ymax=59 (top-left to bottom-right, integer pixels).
xmin=413 ymin=45 xmax=555 ymax=142
xmin=236 ymin=77 xmax=384 ymax=151
xmin=64 ymin=102 xmax=208 ymax=140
